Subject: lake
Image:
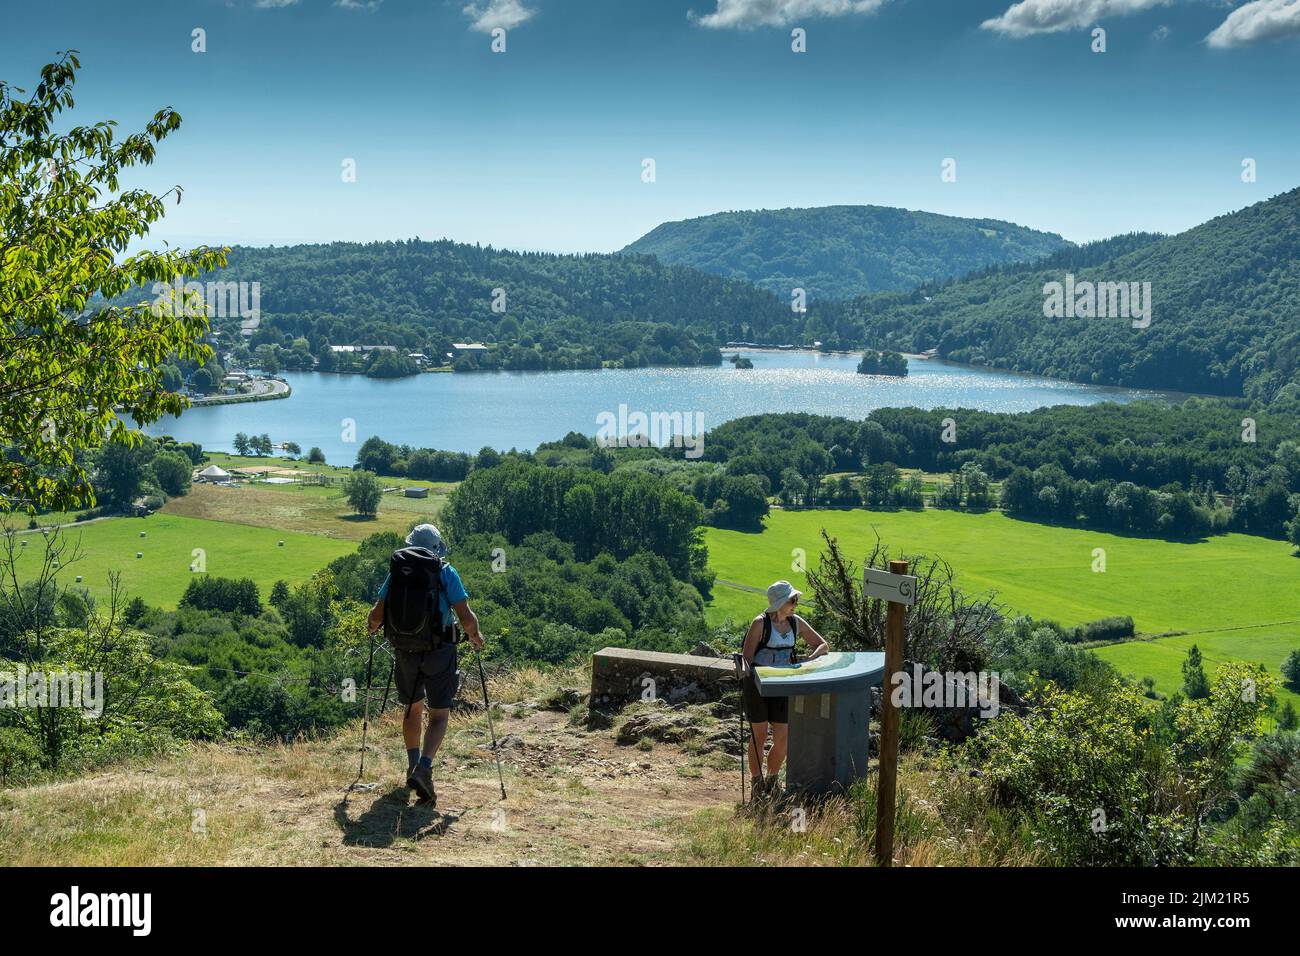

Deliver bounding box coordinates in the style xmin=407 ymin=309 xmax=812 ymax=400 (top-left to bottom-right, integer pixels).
xmin=147 ymin=350 xmax=1175 ymax=465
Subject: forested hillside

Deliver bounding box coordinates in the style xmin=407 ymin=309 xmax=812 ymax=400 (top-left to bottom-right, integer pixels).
xmin=840 ymin=189 xmax=1300 ymax=400
xmin=189 ymin=240 xmax=844 ymax=369
xmin=621 ymin=205 xmax=1069 ymax=300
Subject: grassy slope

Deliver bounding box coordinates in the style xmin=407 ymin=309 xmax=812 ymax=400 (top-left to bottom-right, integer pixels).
xmin=0 ymin=669 xmax=741 ymax=866
xmin=10 ymin=455 xmax=451 ymax=607
xmin=705 ymin=508 xmax=1300 ymax=632
xmin=14 ymin=514 xmax=355 ymax=609
xmin=705 ymin=508 xmax=1300 ymax=698
xmin=18 ymin=452 xmax=451 ymax=533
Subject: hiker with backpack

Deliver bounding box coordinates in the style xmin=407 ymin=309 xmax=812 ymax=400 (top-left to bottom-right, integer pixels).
xmin=740 ymin=580 xmax=828 ymax=801
xmin=366 ymin=524 xmax=481 ymax=807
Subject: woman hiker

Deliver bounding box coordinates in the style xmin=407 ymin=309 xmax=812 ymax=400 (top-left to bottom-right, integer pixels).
xmin=741 ymin=580 xmax=828 ymax=801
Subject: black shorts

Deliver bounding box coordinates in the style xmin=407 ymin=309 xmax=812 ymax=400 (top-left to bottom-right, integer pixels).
xmin=394 ymin=644 xmax=460 ymax=710
xmin=742 ymin=673 xmax=788 ymax=724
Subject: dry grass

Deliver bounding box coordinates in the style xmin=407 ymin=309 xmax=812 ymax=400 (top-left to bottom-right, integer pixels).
xmin=676 ymin=757 xmax=1041 ymax=867
xmin=483 ymin=662 xmax=589 ymax=705
xmin=161 ymin=482 xmax=449 ymax=541
xmin=0 ymin=665 xmax=741 ymax=867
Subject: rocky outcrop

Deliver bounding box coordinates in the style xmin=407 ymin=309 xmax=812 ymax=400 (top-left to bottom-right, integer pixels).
xmin=613 ymin=699 xmax=742 ymax=756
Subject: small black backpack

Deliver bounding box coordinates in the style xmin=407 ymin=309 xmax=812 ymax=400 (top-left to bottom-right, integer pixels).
xmin=384 ymin=547 xmax=455 ymax=652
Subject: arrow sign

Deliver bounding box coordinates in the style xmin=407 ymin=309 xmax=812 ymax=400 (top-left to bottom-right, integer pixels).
xmin=863 ymin=567 xmax=917 ymax=606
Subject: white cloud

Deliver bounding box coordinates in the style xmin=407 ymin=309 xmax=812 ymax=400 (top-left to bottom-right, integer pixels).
xmin=334 ymin=0 xmax=382 ymax=9
xmin=463 ymin=0 xmax=536 ymax=32
xmin=254 ymin=0 xmax=301 ymax=8
xmin=690 ymin=0 xmax=886 ymax=30
xmin=1151 ymin=23 xmax=1170 ymax=40
xmin=980 ymin=0 xmax=1169 ymax=38
xmin=1206 ymin=0 xmax=1300 ymax=48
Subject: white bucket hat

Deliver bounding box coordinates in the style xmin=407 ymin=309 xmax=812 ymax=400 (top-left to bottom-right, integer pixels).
xmin=406 ymin=523 xmax=447 ymax=557
xmin=766 ymin=580 xmax=801 ymax=613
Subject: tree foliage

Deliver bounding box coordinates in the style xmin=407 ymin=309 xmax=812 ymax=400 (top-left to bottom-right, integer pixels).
xmin=856 ymin=349 xmax=907 ymax=377
xmin=442 ymin=460 xmax=706 ymax=584
xmin=702 ymin=407 xmax=1300 ymax=541
xmin=343 ymin=470 xmax=381 ymax=516
xmin=0 ymin=52 xmax=226 ymax=511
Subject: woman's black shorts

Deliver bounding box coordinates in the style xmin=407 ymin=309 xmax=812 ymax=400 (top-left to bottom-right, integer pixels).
xmin=742 ymin=673 xmax=788 ymax=724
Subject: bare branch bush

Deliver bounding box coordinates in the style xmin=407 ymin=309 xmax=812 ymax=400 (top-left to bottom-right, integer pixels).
xmin=805 ymin=529 xmax=1004 ymax=673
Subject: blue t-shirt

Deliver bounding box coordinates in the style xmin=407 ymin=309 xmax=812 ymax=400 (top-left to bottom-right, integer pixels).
xmin=377 ymin=564 xmax=468 ymax=629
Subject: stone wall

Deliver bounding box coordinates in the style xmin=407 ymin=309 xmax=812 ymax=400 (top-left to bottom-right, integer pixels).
xmin=589 ymin=647 xmax=736 ymax=709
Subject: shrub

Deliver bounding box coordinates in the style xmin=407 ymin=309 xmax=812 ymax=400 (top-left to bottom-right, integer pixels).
xmin=969 ymin=665 xmax=1275 ymax=865
xmin=1069 ymin=615 xmax=1135 ymax=644
xmin=990 ymin=617 xmax=1118 ymax=696
xmin=0 ymin=727 xmax=42 ymax=786
xmin=179 ymin=576 xmax=262 ymax=615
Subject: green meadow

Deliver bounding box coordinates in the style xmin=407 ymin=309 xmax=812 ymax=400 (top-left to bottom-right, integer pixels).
xmin=705 ymin=508 xmax=1300 ymax=698
xmin=1094 ymin=625 xmax=1300 ymax=713
xmin=11 ymin=514 xmax=355 ymax=609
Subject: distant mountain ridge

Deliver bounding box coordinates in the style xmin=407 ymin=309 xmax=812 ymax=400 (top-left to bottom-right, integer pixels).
xmin=621 ymin=205 xmax=1070 ymax=300
xmin=838 ymin=188 xmax=1300 ymax=399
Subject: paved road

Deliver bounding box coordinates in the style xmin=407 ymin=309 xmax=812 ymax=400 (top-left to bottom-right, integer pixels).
xmin=190 ymin=377 xmax=289 ymax=405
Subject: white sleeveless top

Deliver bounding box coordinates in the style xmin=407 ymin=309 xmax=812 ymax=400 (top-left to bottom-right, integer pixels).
xmin=754 ymin=614 xmax=797 ymax=667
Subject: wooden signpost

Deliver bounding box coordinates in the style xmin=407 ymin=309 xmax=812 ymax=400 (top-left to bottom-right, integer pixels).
xmin=870 ymin=559 xmax=914 ymax=867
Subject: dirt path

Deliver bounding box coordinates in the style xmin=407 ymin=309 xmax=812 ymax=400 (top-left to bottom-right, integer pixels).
xmin=2 ymin=705 xmax=742 ymax=866
xmin=12 ymin=515 xmax=115 ymax=534
xmin=318 ymin=709 xmax=738 ymax=866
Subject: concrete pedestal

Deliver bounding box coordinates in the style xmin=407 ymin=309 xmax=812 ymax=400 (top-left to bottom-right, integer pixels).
xmin=753 ymin=651 xmax=884 ymax=797
xmin=786 ymin=686 xmax=871 ymax=795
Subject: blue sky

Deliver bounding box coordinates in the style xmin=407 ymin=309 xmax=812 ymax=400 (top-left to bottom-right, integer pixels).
xmin=4 ymin=0 xmax=1299 ymax=251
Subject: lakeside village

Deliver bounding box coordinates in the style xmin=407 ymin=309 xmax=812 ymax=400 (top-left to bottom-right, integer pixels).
xmin=181 ymin=328 xmax=495 ymax=401
xmin=156 ymin=276 xmax=926 ymax=399
xmin=174 ymin=323 xmax=910 ymax=401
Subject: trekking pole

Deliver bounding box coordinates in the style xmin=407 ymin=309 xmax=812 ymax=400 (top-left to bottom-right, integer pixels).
xmin=355 ymin=629 xmax=378 ymax=785
xmin=378 ymin=652 xmax=394 ymax=715
xmin=474 ymin=645 xmax=507 ymax=800
xmin=731 ymin=653 xmax=747 ymax=805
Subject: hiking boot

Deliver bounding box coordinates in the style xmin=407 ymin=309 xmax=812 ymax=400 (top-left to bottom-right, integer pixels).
xmin=408 ymin=765 xmax=436 ymax=805
xmin=749 ymin=774 xmax=767 ymax=804
xmin=763 ymin=774 xmax=781 ymax=802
